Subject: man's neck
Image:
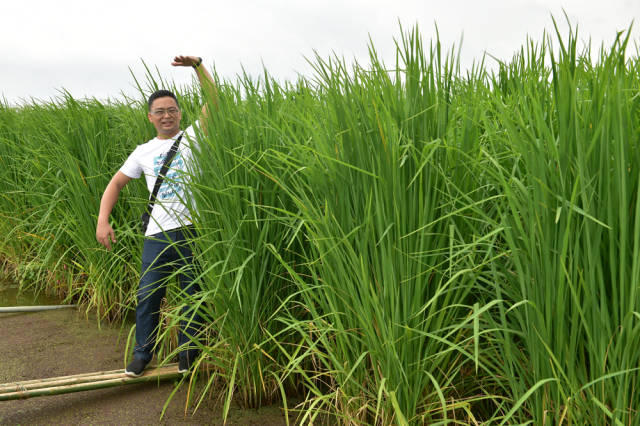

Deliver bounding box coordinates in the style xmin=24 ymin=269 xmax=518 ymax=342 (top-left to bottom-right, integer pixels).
xmin=157 ymin=130 xmax=181 ymax=140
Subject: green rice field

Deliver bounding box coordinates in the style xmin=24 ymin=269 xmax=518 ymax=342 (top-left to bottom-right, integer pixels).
xmin=1 ymin=24 xmax=639 ymax=424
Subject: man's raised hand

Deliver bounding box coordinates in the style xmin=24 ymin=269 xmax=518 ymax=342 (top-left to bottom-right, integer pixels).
xmin=172 ymin=55 xmax=200 ymax=67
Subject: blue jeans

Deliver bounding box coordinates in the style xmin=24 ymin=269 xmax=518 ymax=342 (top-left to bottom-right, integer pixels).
xmin=134 ymin=226 xmax=201 ymax=362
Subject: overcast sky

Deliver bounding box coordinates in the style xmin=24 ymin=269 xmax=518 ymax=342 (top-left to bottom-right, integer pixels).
xmin=2 ymin=0 xmax=638 ymax=105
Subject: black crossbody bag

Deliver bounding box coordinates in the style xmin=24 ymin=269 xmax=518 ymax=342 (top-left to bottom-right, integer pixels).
xmin=140 ymin=132 xmax=184 ymax=234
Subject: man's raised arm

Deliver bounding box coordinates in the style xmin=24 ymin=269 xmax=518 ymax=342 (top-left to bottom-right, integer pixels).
xmin=171 ymin=55 xmax=217 ymax=129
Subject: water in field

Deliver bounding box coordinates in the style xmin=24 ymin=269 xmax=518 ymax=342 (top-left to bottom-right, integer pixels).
xmin=0 ymin=279 xmax=61 ymax=307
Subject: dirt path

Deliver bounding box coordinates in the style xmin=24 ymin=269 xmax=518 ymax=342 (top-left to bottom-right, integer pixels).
xmin=0 ymin=307 xmax=289 ymax=425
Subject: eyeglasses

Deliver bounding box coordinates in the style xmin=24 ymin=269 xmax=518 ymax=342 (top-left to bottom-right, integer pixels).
xmin=150 ymin=108 xmax=180 ymax=117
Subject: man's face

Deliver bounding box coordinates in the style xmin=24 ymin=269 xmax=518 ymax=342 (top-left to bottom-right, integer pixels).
xmin=148 ymin=96 xmax=182 ymax=138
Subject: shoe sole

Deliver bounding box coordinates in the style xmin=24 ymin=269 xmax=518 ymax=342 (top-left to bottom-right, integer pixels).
xmin=124 ymin=370 xmax=143 ymax=377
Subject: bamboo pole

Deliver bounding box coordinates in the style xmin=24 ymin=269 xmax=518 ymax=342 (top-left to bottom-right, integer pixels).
xmin=0 ymin=371 xmax=131 ymax=393
xmin=0 ymin=364 xmax=182 ymax=401
xmin=0 ymin=368 xmax=125 ymax=390
xmin=0 ymin=305 xmax=77 ymax=313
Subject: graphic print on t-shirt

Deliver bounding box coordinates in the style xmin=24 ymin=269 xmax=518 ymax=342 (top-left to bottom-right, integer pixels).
xmin=153 ymin=150 xmax=185 ymax=200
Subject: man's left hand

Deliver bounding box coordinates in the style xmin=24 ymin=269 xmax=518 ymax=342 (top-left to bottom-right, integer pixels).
xmin=172 ymin=55 xmax=200 ymax=67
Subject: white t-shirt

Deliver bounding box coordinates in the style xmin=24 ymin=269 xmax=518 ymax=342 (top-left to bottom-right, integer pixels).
xmin=120 ymin=124 xmax=199 ymax=236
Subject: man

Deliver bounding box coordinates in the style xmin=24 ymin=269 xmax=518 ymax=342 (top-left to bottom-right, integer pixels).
xmin=96 ymin=55 xmax=215 ymax=377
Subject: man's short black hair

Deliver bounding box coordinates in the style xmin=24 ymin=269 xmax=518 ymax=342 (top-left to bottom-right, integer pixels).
xmin=147 ymin=90 xmax=179 ymax=110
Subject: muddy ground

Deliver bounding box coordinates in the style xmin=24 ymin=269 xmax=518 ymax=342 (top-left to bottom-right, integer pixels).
xmin=0 ymin=292 xmax=291 ymax=425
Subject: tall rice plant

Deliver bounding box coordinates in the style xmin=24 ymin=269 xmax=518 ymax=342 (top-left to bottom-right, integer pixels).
xmin=182 ymin=72 xmax=308 ymax=412
xmin=484 ymin=22 xmax=640 ymax=424
xmin=225 ymin=29 xmax=509 ymax=423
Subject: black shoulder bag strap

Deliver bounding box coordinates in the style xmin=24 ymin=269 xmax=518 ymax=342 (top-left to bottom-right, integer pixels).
xmin=141 ymin=131 xmax=184 ymax=234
